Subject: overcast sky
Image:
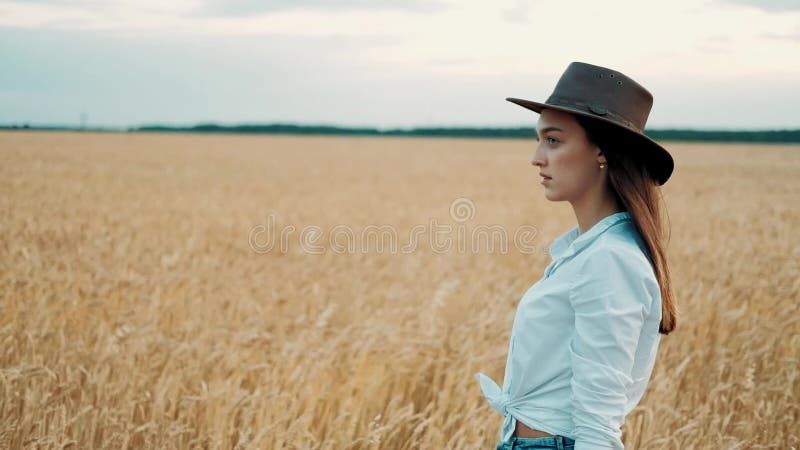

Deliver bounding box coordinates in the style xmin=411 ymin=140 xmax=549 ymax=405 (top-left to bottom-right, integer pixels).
xmin=1 ymin=0 xmax=799 ymax=129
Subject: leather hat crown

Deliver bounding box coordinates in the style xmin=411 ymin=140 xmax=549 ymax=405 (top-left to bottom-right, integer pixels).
xmin=507 ymin=61 xmax=674 ymax=185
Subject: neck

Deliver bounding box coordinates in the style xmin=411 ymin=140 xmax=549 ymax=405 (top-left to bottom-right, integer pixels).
xmin=571 ymin=187 xmax=624 ymax=235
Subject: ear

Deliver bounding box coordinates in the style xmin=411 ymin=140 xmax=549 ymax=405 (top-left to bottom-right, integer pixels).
xmin=597 ymin=150 xmax=607 ymax=165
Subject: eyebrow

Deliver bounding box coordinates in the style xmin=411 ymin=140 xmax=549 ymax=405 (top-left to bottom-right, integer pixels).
xmin=535 ymin=126 xmax=564 ymax=139
xmin=538 ymin=126 xmax=564 ymax=134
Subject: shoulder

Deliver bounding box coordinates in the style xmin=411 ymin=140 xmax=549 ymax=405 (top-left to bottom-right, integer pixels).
xmin=585 ymin=221 xmax=654 ymax=277
xmin=571 ymin=224 xmax=660 ymax=310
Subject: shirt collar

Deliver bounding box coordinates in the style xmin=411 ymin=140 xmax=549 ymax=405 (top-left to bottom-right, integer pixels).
xmin=548 ymin=211 xmax=632 ymax=260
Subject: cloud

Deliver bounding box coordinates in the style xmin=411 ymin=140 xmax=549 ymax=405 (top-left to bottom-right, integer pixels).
xmin=0 ymin=0 xmax=448 ymax=40
xmin=501 ymin=0 xmax=538 ymax=24
xmin=761 ymin=28 xmax=800 ymax=41
xmin=695 ymin=34 xmax=733 ymax=54
xmin=718 ymin=0 xmax=800 ymax=12
xmin=1 ymin=0 xmax=799 ymax=128
xmin=0 ymin=26 xmax=407 ymax=127
xmin=4 ymin=0 xmax=80 ymax=3
xmin=201 ymin=0 xmax=448 ymax=16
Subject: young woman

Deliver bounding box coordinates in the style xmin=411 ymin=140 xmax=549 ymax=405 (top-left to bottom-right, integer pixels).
xmin=475 ymin=62 xmax=678 ymax=450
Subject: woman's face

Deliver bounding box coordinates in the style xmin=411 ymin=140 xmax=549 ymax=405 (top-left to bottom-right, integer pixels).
xmin=531 ymin=108 xmax=606 ymax=203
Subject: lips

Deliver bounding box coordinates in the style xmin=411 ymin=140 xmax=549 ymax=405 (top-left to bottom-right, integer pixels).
xmin=539 ymin=173 xmax=552 ymax=180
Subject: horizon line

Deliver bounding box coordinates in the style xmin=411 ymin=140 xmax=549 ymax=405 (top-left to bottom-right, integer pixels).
xmin=3 ymin=121 xmax=800 ymax=133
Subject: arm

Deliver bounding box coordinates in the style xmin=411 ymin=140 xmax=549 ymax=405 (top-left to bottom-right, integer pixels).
xmin=568 ymin=247 xmax=655 ymax=450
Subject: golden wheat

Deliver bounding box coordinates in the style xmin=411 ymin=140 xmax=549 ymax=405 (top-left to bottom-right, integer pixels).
xmin=1 ymin=131 xmax=798 ymax=449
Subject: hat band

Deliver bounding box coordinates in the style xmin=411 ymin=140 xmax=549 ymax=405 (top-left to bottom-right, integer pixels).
xmin=546 ymin=95 xmax=641 ymax=132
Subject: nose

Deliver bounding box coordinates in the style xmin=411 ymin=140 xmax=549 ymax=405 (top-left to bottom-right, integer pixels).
xmin=531 ymin=145 xmax=545 ymax=168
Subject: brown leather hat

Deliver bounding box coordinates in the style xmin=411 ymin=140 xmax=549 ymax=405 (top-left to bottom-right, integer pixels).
xmin=507 ymin=61 xmax=674 ymax=185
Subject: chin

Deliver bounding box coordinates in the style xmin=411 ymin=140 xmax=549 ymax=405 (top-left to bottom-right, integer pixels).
xmin=543 ymin=190 xmax=562 ymax=202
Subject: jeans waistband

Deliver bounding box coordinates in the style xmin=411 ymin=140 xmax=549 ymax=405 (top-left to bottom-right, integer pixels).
xmin=497 ymin=434 xmax=575 ymax=449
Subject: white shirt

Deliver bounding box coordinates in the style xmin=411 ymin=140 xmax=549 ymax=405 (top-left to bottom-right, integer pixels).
xmin=475 ymin=211 xmax=663 ymax=450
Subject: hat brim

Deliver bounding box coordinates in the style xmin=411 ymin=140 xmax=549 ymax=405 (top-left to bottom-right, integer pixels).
xmin=506 ymin=97 xmax=674 ymax=186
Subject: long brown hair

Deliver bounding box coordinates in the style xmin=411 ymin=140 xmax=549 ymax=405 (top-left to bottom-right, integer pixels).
xmin=575 ymin=115 xmax=677 ymax=335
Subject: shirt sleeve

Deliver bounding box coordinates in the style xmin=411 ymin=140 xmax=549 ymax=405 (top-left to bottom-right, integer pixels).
xmin=568 ymin=246 xmax=655 ymax=450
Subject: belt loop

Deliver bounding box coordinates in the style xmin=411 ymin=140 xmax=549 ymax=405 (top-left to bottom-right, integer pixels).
xmin=556 ymin=435 xmax=565 ymax=450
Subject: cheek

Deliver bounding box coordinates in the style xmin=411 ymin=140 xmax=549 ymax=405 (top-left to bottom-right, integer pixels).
xmin=552 ymin=149 xmax=594 ymax=188
xmin=551 ymin=150 xmax=583 ymax=177
xmin=569 ymin=144 xmax=596 ymax=167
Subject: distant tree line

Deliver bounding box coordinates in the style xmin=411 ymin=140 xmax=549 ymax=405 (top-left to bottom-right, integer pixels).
xmin=132 ymin=124 xmax=800 ymax=143
xmin=644 ymin=129 xmax=800 ymax=143
xmin=3 ymin=123 xmax=800 ymax=143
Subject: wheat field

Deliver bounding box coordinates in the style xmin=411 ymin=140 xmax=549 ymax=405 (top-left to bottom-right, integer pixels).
xmin=1 ymin=131 xmax=798 ymax=449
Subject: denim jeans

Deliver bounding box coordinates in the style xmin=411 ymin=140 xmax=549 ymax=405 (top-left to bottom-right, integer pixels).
xmin=495 ymin=435 xmax=576 ymax=450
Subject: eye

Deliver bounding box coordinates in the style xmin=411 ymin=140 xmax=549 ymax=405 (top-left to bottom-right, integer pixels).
xmin=545 ymin=137 xmax=560 ymax=145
